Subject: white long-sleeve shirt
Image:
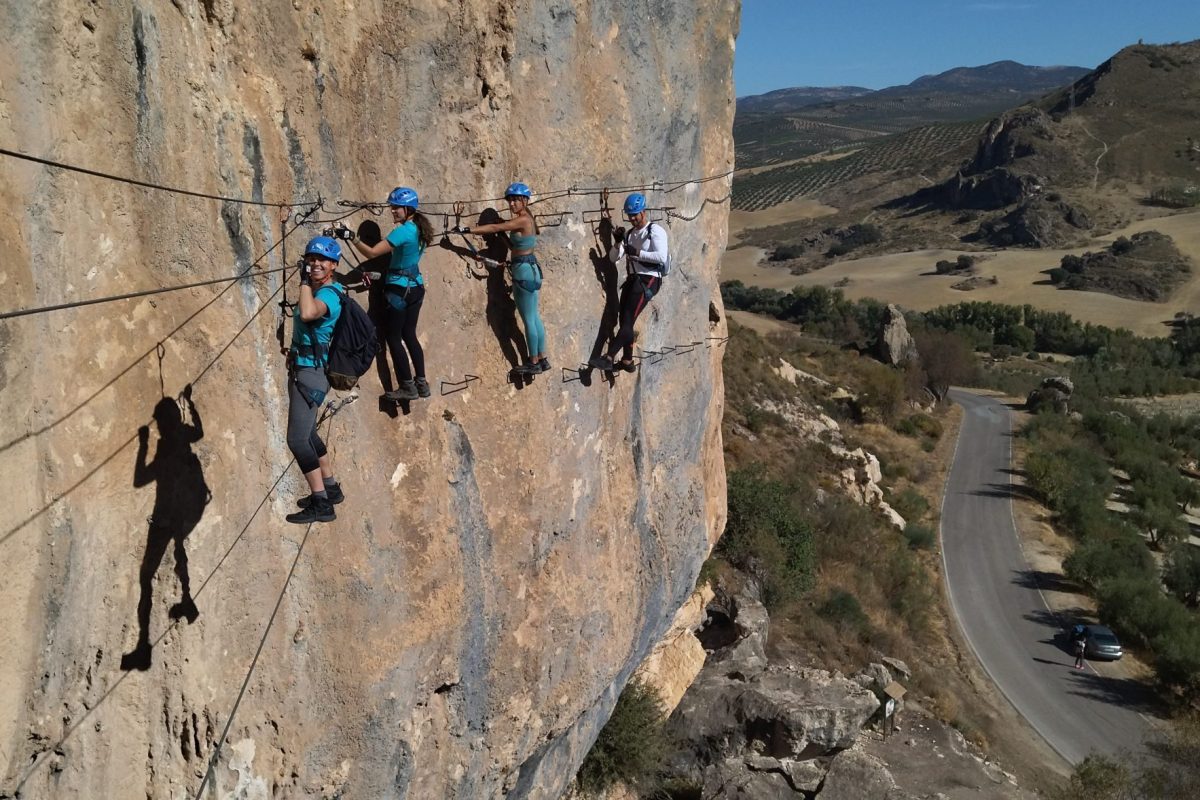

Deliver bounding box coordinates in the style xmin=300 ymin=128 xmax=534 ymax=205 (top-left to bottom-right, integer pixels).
xmin=618 ymin=222 xmax=670 ymax=277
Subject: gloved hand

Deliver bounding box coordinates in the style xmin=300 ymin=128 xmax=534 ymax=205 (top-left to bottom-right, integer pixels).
xmin=299 ymin=262 xmax=312 ymax=286
xmin=613 ymin=227 xmax=626 ymax=244
xmin=451 ymin=225 xmax=471 ymax=234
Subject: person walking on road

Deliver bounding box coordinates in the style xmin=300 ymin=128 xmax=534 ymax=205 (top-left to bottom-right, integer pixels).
xmin=1071 ymin=624 xmax=1088 ymax=670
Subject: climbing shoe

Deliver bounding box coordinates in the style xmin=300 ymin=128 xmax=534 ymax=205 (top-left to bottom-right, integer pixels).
xmin=385 ymin=380 xmax=419 ymax=402
xmin=588 ymin=355 xmax=614 ymax=371
xmin=286 ymin=494 xmax=336 ymax=524
xmin=415 ymin=377 xmax=431 ymax=398
xmin=297 ymin=483 xmax=344 ymax=508
xmin=538 ymin=358 xmax=551 ymax=373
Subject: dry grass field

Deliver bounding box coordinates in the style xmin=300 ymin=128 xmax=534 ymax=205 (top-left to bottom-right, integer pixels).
xmin=723 ymin=208 xmax=1200 ymax=338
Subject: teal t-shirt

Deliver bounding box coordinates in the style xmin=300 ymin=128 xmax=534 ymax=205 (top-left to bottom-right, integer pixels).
xmin=291 ymin=284 xmax=343 ymax=367
xmin=386 ymin=220 xmax=425 ymax=287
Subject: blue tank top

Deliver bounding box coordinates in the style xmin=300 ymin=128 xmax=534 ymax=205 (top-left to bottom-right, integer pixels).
xmin=508 ymin=229 xmax=537 ymax=252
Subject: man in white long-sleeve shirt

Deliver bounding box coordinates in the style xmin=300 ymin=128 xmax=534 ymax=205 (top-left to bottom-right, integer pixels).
xmin=589 ymin=192 xmax=669 ymax=372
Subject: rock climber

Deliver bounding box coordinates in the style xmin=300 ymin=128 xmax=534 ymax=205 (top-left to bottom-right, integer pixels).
xmin=339 ymin=186 xmax=433 ymax=402
xmin=589 ymin=192 xmax=669 ymax=372
xmin=282 ymin=235 xmax=345 ymax=524
xmin=452 ymin=182 xmax=549 ymax=375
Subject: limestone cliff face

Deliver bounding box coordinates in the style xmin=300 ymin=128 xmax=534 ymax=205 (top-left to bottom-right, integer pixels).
xmin=0 ymin=2 xmax=736 ymax=798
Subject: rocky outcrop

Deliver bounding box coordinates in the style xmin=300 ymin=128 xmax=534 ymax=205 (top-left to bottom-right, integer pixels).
xmin=1027 ymin=376 xmax=1074 ymax=413
xmin=973 ymin=196 xmax=1092 ymax=247
xmin=632 ymin=584 xmax=715 ymax=713
xmin=0 ymin=2 xmax=736 ymax=798
xmin=878 ymin=304 xmax=919 ymax=366
xmin=756 ymin=399 xmax=905 ymax=529
xmin=671 ymin=665 xmax=880 ymax=773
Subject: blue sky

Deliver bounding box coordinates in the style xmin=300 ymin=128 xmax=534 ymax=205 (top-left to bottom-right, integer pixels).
xmin=735 ymin=1 xmax=1200 ymax=96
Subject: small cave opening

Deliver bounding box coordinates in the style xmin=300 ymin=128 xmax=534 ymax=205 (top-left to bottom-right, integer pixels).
xmin=746 ymin=717 xmax=796 ymax=759
xmin=697 ymin=608 xmax=743 ymax=652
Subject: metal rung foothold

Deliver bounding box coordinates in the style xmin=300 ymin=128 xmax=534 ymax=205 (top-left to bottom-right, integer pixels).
xmin=440 ymin=374 xmax=481 ymax=396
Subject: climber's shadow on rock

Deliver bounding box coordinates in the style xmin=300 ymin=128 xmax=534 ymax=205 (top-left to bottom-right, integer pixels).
xmin=585 ymin=217 xmax=621 ymax=387
xmin=441 ymin=208 xmax=532 ymax=385
xmin=120 ymin=385 xmax=210 ymax=672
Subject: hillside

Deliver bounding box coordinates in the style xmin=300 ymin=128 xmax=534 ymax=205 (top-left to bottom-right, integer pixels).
xmin=736 ymin=85 xmax=872 ymax=113
xmin=727 ymin=40 xmax=1200 ymax=326
xmin=735 ymin=60 xmax=1088 ymax=171
xmin=0 ymin=2 xmax=735 ymax=798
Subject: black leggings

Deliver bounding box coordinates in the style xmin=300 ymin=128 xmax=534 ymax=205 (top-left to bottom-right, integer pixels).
xmin=287 ymin=367 xmax=329 ymax=474
xmin=608 ymin=274 xmax=661 ymax=361
xmin=383 ymin=286 xmax=425 ymax=382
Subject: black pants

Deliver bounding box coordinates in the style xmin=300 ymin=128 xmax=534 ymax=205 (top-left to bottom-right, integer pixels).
xmin=287 ymin=367 xmax=329 ymax=473
xmin=608 ymin=274 xmax=661 ymax=361
xmin=383 ymin=285 xmax=426 ymax=382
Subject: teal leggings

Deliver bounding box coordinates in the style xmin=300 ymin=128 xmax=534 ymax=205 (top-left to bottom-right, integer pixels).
xmin=511 ymin=257 xmax=546 ymax=358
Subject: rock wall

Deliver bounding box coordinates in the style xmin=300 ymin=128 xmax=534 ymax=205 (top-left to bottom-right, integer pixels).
xmin=0 ymin=2 xmax=737 ymax=798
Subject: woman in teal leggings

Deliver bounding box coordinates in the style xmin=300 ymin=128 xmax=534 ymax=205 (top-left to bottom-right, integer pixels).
xmin=453 ymin=182 xmax=548 ymax=374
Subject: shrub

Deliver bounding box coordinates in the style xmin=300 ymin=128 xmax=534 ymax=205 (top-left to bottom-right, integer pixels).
xmin=1052 ymin=755 xmax=1132 ymax=800
xmin=576 ymin=680 xmax=669 ymax=795
xmin=935 ymin=259 xmax=957 ymax=274
xmin=770 ymin=244 xmax=804 ymax=261
xmin=719 ymin=466 xmax=815 ymax=609
xmin=1164 ymin=546 xmax=1200 ymax=607
xmin=888 ymin=487 xmax=930 ymax=523
xmin=1063 ymin=534 xmax=1156 ymax=587
xmin=895 ymin=413 xmax=943 ymax=441
xmin=818 ymin=589 xmax=869 ymax=633
xmin=903 ymin=523 xmax=937 ymax=550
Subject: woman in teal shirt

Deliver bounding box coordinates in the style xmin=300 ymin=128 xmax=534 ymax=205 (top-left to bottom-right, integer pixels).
xmin=454 ymin=182 xmax=548 ymax=374
xmin=283 ymin=235 xmax=344 ymax=524
xmin=347 ymin=186 xmax=434 ymax=401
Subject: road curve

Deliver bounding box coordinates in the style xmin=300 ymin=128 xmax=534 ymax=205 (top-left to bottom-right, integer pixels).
xmin=942 ymin=389 xmax=1151 ymax=765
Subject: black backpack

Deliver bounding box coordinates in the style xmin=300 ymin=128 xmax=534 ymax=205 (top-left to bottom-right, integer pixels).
xmin=323 ymin=284 xmax=378 ymax=390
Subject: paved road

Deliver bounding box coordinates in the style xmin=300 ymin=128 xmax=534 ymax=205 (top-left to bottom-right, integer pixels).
xmin=942 ymin=390 xmax=1152 ymax=765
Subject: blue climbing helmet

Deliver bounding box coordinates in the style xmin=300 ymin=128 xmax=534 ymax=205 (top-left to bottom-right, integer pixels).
xmin=304 ymin=235 xmax=342 ymax=261
xmin=624 ymin=192 xmax=647 ymax=216
xmin=505 ymin=181 xmax=532 ymax=200
xmin=387 ymin=186 xmax=419 ymax=209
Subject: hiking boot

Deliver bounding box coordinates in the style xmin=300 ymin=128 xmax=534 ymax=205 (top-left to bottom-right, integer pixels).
xmin=385 ymin=380 xmax=419 ymax=402
xmin=286 ymin=494 xmax=336 ymax=524
xmin=415 ymin=377 xmax=431 ymax=398
xmin=588 ymin=355 xmax=614 ymax=371
xmin=514 ymin=361 xmax=540 ymax=375
xmin=297 ymin=483 xmax=344 ymax=508
xmin=616 ymin=359 xmax=637 ymax=373
xmin=538 ymin=358 xmax=551 ymax=373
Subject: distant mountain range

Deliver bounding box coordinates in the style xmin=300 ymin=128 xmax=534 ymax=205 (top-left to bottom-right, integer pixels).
xmin=733 ymin=60 xmax=1092 ymax=170
xmin=737 ymin=61 xmax=1090 ymax=114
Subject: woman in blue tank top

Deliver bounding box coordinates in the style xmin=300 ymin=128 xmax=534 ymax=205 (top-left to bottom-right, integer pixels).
xmin=346 ymin=186 xmax=435 ymax=402
xmin=453 ymin=182 xmax=548 ymax=375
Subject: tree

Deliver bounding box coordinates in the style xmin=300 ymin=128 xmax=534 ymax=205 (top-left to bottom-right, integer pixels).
xmin=1164 ymin=545 xmax=1200 ymax=607
xmin=913 ymin=329 xmax=977 ymax=401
